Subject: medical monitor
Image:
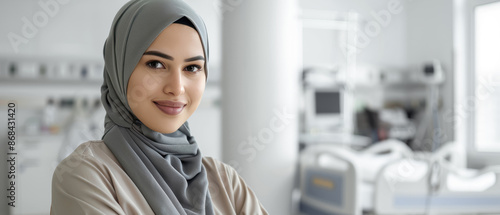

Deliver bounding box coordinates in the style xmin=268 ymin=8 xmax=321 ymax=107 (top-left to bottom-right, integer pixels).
xmin=305 ymin=87 xmax=343 ymax=133
xmin=315 ymin=91 xmax=341 ymax=114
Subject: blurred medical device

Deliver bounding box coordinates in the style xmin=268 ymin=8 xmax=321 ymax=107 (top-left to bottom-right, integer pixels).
xmin=296 ymin=141 xmax=500 ymax=215
xmin=297 ymin=139 xmax=412 ymax=215
xmin=411 ymin=60 xmax=445 ymax=151
xmin=302 ymin=67 xmax=350 ymax=134
xmin=299 ymin=67 xmax=371 ymax=147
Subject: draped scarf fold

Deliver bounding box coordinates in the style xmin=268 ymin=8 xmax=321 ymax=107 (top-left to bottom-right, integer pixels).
xmin=99 ymin=0 xmax=213 ymax=214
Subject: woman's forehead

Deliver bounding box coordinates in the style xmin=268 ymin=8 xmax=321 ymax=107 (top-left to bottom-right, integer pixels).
xmin=145 ymin=24 xmax=204 ymax=56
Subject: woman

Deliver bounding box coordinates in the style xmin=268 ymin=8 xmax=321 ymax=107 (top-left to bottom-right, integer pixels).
xmin=50 ymin=0 xmax=268 ymax=214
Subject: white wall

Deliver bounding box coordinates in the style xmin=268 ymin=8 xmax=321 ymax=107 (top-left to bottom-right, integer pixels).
xmin=300 ymin=0 xmax=410 ymax=111
xmin=453 ymin=0 xmax=468 ymax=168
xmin=0 ymin=0 xmax=126 ymax=59
xmin=300 ymin=0 xmax=409 ymax=68
xmin=406 ymin=0 xmax=454 ymax=148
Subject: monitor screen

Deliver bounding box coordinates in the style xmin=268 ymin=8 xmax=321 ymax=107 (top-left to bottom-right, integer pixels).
xmin=315 ymin=91 xmax=341 ymax=114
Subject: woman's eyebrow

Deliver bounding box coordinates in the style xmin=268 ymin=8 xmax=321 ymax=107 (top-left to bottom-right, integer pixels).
xmin=143 ymin=51 xmax=205 ymax=62
xmin=184 ymin=56 xmax=205 ymax=62
xmin=143 ymin=51 xmax=173 ymax=60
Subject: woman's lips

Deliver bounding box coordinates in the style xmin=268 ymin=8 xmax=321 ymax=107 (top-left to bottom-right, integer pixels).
xmin=154 ymin=101 xmax=186 ymax=115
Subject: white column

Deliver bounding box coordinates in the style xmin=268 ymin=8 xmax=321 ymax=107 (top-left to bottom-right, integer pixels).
xmin=220 ymin=0 xmax=299 ymax=214
xmin=452 ymin=0 xmax=467 ymax=168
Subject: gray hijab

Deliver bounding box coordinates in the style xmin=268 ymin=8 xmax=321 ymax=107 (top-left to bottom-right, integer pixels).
xmin=100 ymin=0 xmax=213 ymax=214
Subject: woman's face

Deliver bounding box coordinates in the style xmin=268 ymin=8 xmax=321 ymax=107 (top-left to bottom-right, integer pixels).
xmin=127 ymin=23 xmax=206 ymax=134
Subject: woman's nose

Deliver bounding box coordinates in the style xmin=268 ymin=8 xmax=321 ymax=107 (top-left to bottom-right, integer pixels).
xmin=163 ymin=69 xmax=184 ymax=96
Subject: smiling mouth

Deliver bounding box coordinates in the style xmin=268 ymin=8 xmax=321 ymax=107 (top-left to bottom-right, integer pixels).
xmin=154 ymin=101 xmax=186 ymax=115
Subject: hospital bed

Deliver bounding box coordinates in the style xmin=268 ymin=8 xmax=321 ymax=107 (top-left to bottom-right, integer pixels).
xmin=374 ymin=147 xmax=500 ymax=215
xmin=373 ymin=142 xmax=457 ymax=214
xmin=298 ymin=139 xmax=413 ymax=215
xmin=298 ymin=141 xmax=500 ymax=215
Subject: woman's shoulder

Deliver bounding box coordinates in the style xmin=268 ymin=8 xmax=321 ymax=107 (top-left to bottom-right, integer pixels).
xmin=202 ymin=157 xmax=238 ymax=177
xmin=201 ymin=157 xmax=269 ymax=215
xmin=65 ymin=140 xmax=111 ymax=157
xmin=201 ymin=157 xmax=246 ymax=191
xmin=54 ymin=141 xmax=108 ymax=179
xmin=202 ymin=156 xmax=226 ymax=169
xmin=51 ymin=141 xmax=148 ymax=214
xmin=52 ymin=140 xmax=121 ymax=184
xmin=59 ymin=140 xmax=118 ymax=164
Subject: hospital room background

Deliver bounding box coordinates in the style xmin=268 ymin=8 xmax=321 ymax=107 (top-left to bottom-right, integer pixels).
xmin=1 ymin=0 xmax=499 ymax=214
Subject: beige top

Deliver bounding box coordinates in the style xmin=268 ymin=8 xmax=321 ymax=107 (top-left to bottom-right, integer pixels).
xmin=51 ymin=141 xmax=268 ymax=215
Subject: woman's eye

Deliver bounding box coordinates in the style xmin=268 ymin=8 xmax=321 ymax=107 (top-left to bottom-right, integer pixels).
xmin=184 ymin=65 xmax=202 ymax=73
xmin=146 ymin=61 xmax=165 ymax=69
